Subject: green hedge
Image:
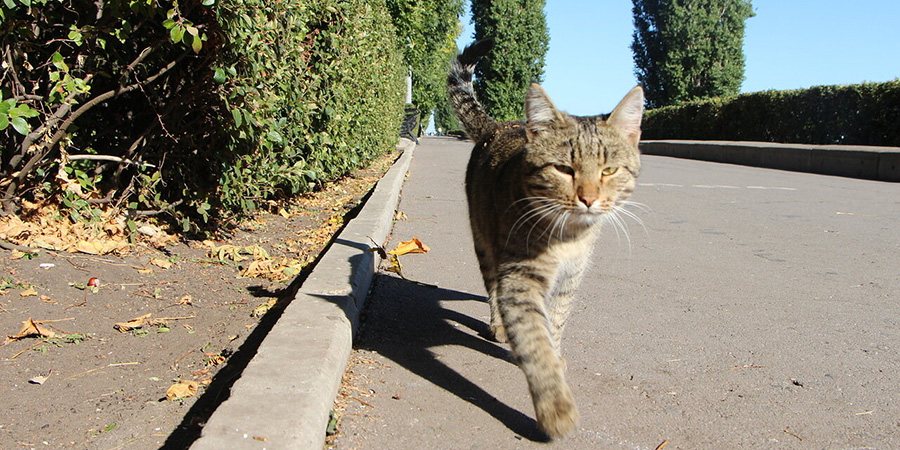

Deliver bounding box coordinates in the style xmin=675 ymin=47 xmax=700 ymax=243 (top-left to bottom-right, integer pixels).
xmin=215 ymin=0 xmax=405 ymax=220
xmin=642 ymin=80 xmax=900 ymax=147
xmin=0 ymin=0 xmax=405 ymax=230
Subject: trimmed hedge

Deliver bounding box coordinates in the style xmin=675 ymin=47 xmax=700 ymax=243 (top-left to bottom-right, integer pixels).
xmin=0 ymin=0 xmax=406 ymax=230
xmin=642 ymin=80 xmax=900 ymax=147
xmin=215 ymin=0 xmax=406 ymax=220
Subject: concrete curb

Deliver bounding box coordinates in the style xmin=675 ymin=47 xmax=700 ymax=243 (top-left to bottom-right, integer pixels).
xmin=190 ymin=138 xmax=416 ymax=450
xmin=640 ymin=140 xmax=900 ymax=182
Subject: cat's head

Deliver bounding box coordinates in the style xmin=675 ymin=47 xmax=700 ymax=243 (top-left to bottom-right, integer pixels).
xmin=520 ymin=85 xmax=644 ymax=228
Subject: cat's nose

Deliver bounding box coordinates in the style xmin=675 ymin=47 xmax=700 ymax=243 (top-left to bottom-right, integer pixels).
xmin=579 ymin=195 xmax=597 ymax=207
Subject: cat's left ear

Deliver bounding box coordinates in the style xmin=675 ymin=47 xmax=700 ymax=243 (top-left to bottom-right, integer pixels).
xmin=607 ymin=86 xmax=645 ymax=145
xmin=525 ymin=83 xmax=564 ymax=138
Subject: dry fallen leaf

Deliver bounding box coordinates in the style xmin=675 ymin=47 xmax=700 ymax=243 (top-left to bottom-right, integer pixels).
xmin=384 ymin=255 xmax=404 ymax=277
xmin=387 ymin=237 xmax=430 ymax=256
xmin=165 ymin=380 xmax=199 ymax=400
xmin=251 ymin=299 xmax=277 ymax=317
xmin=19 ymin=287 xmax=37 ymax=297
xmin=204 ymin=353 xmax=226 ymax=366
xmin=74 ymin=240 xmax=127 ymax=255
xmin=239 ymin=258 xmax=305 ymax=281
xmin=7 ymin=318 xmax=56 ymax=341
xmin=149 ymin=258 xmax=173 ymax=269
xmin=114 ymin=313 xmax=152 ymax=332
xmin=28 ymin=374 xmax=49 ymax=385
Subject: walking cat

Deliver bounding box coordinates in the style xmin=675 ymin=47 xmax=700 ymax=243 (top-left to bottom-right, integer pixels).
xmin=447 ymin=39 xmax=645 ymax=439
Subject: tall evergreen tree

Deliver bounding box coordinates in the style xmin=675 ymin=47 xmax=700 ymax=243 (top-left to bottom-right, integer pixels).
xmin=387 ymin=0 xmax=464 ymax=120
xmin=471 ymin=0 xmax=549 ymax=122
xmin=632 ymin=0 xmax=754 ymax=108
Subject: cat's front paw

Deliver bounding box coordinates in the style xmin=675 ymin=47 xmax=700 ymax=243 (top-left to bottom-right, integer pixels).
xmin=535 ymin=389 xmax=578 ymax=440
xmin=490 ymin=323 xmax=508 ymax=343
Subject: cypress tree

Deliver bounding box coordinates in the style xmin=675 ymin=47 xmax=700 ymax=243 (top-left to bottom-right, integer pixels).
xmin=471 ymin=0 xmax=549 ymax=122
xmin=632 ymin=0 xmax=754 ymax=108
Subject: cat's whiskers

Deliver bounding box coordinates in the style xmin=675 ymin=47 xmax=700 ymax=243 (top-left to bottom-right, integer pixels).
xmin=552 ymin=210 xmax=572 ymax=246
xmin=613 ymin=203 xmax=648 ymax=234
xmin=604 ymin=208 xmax=633 ymax=250
xmin=507 ymin=199 xmax=560 ymax=249
xmin=524 ymin=203 xmax=565 ymax=251
xmin=531 ymin=204 xmax=568 ymax=247
xmin=599 ymin=202 xmax=651 ymax=253
xmin=619 ymin=200 xmax=652 ymax=214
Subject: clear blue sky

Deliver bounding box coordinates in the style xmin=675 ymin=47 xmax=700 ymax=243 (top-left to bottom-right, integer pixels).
xmin=454 ymin=0 xmax=900 ymax=116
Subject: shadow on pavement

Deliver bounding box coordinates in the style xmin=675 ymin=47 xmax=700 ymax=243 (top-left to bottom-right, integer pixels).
xmin=353 ymin=273 xmax=550 ymax=442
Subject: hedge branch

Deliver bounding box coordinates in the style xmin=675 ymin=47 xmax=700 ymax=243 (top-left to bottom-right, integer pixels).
xmin=67 ymin=154 xmax=157 ymax=168
xmin=3 ymin=48 xmax=187 ymax=212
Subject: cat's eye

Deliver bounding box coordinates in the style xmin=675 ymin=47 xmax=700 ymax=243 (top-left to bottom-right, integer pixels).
xmin=554 ymin=165 xmax=575 ymax=176
xmin=601 ymin=167 xmax=618 ymax=176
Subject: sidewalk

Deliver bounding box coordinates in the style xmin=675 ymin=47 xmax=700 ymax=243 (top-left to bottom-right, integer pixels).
xmin=190 ymin=138 xmax=415 ymax=450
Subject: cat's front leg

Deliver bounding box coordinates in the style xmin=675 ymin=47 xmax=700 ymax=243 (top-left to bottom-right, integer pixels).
xmin=496 ymin=262 xmax=577 ymax=439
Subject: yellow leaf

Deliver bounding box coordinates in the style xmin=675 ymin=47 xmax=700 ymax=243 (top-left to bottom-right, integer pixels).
xmin=114 ymin=313 xmax=152 ymax=332
xmin=385 ymin=255 xmax=403 ymax=274
xmin=387 ymin=237 xmax=430 ymax=255
xmin=165 ymin=380 xmax=199 ymax=400
xmin=149 ymin=258 xmax=173 ymax=269
xmin=19 ymin=287 xmax=37 ymax=297
xmin=7 ymin=318 xmax=55 ymax=341
xmin=74 ymin=240 xmax=104 ymax=255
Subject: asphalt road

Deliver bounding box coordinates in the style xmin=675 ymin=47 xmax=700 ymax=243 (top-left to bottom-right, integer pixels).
xmin=335 ymin=136 xmax=900 ymax=449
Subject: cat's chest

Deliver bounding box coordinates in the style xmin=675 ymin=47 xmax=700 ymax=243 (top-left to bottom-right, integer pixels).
xmin=547 ymin=232 xmax=597 ymax=272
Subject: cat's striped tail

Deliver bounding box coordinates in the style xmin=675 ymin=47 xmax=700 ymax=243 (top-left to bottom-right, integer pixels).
xmin=448 ymin=39 xmax=497 ymax=142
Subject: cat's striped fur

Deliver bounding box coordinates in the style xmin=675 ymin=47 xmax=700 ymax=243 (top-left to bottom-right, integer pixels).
xmin=448 ymin=39 xmax=645 ymax=439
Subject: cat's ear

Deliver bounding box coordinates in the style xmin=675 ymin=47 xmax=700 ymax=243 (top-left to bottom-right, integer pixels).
xmin=525 ymin=83 xmax=564 ymax=138
xmin=607 ymin=86 xmax=644 ymax=145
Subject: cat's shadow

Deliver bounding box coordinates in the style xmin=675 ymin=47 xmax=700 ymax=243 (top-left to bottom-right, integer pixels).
xmin=347 ymin=272 xmax=550 ymax=442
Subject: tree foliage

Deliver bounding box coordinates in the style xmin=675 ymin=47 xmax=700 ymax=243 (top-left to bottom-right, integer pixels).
xmin=0 ymin=0 xmax=405 ymax=231
xmin=632 ymin=0 xmax=754 ymax=108
xmin=433 ymin=86 xmax=461 ymax=134
xmin=386 ymin=0 xmax=464 ymax=122
xmin=471 ymin=0 xmax=549 ymax=122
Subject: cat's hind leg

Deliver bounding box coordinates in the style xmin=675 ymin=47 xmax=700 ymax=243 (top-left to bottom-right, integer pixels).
xmin=474 ymin=242 xmax=507 ymax=342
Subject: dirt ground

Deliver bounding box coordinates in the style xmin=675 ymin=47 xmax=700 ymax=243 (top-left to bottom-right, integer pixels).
xmin=0 ymin=149 xmax=400 ymax=450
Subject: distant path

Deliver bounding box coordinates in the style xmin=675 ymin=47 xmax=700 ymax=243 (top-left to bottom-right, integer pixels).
xmin=335 ymin=136 xmax=900 ymax=449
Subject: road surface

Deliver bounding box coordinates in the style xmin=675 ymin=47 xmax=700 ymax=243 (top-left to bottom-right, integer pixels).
xmin=334 ymin=136 xmax=900 ymax=449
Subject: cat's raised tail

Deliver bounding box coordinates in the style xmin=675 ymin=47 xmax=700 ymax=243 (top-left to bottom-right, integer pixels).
xmin=447 ymin=39 xmax=497 ymax=142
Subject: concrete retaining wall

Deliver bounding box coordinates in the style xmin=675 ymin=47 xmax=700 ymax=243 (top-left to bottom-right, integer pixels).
xmin=640 ymin=140 xmax=900 ymax=182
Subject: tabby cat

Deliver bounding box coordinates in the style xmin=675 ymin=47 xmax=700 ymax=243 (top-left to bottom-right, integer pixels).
xmin=447 ymin=39 xmax=645 ymax=439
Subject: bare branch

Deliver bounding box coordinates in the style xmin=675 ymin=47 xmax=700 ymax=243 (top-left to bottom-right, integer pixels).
xmin=131 ymin=199 xmax=184 ymax=217
xmin=3 ymin=48 xmax=186 ymax=212
xmin=67 ymin=154 xmax=157 ymax=168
